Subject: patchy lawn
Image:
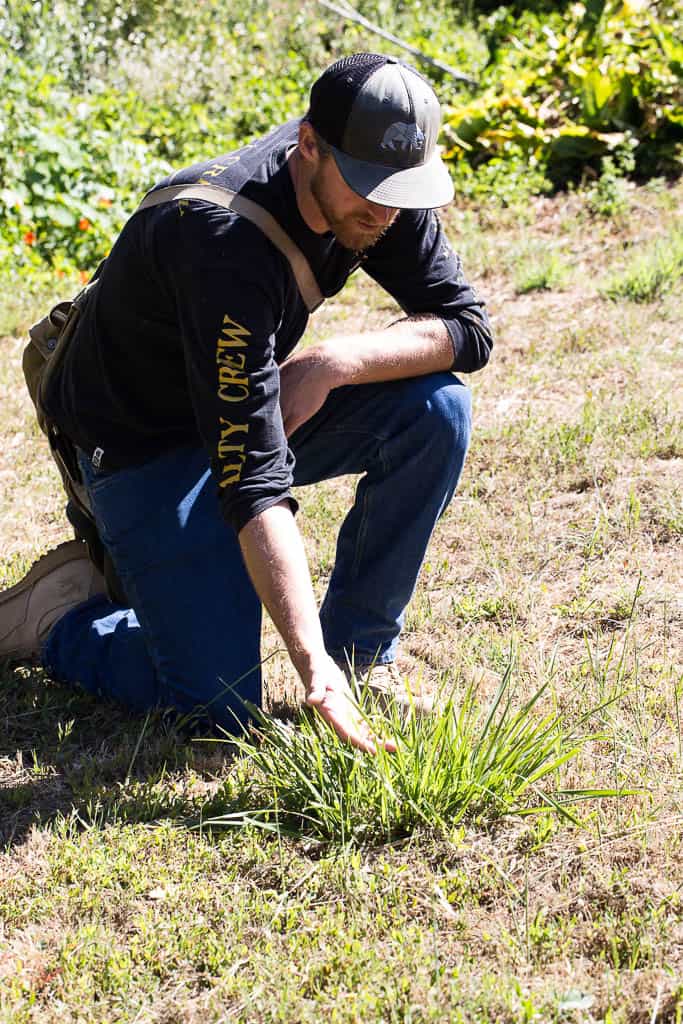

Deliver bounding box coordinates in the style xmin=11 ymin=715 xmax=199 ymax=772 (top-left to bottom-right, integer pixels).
xmin=1 ymin=182 xmax=682 ymax=1023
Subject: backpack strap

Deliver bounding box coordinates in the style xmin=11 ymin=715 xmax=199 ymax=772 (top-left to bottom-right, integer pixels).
xmin=136 ymin=183 xmax=324 ymax=313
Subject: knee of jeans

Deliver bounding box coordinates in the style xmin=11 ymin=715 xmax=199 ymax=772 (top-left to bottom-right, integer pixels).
xmin=409 ymin=374 xmax=472 ymax=457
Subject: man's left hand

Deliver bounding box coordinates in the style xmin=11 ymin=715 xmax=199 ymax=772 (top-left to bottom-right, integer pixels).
xmin=279 ymin=320 xmax=456 ymax=437
xmin=279 ymin=346 xmax=337 ymax=437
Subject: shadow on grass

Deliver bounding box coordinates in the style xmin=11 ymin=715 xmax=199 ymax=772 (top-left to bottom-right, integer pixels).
xmin=0 ymin=661 xmax=236 ymax=847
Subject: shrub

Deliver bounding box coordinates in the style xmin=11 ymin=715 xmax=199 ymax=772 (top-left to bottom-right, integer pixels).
xmin=0 ymin=0 xmax=680 ymax=283
xmin=442 ymin=1 xmax=683 ymax=194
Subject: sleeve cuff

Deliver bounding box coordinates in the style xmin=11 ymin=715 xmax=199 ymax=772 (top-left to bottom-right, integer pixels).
xmin=442 ymin=317 xmax=463 ymax=370
xmin=231 ymin=491 xmax=299 ymax=536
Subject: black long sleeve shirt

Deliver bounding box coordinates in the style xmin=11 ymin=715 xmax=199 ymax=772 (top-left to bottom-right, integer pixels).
xmin=44 ymin=119 xmax=493 ymax=533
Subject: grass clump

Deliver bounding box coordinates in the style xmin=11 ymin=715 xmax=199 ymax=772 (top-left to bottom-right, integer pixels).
xmin=601 ymin=227 xmax=683 ymax=302
xmin=200 ymin=665 xmax=617 ymax=847
xmin=514 ymin=249 xmax=569 ymax=294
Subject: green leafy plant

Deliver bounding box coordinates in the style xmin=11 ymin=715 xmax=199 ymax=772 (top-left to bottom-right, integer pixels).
xmin=443 ymin=1 xmax=683 ymax=196
xmin=1 ymin=0 xmax=680 ymax=282
xmin=586 ymin=138 xmax=637 ymax=217
xmin=514 ymin=248 xmax=569 ymax=293
xmin=196 ymin=665 xmax=623 ymax=846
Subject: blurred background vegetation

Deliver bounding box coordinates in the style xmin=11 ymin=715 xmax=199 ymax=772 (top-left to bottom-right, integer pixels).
xmin=1 ymin=0 xmax=681 ymax=293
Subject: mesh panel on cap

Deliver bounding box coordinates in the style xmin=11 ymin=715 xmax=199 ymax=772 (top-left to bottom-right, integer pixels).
xmin=307 ymin=53 xmax=388 ymax=149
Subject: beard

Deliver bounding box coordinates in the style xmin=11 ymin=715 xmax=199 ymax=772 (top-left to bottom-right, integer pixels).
xmin=310 ymin=163 xmax=399 ymax=253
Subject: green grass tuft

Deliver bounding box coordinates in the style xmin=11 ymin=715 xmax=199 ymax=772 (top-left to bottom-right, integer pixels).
xmin=197 ymin=666 xmax=622 ymax=846
xmin=514 ymin=250 xmax=569 ymax=294
xmin=601 ymin=228 xmax=683 ymax=302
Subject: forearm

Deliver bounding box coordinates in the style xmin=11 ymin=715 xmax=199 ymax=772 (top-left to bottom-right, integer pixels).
xmin=322 ymin=317 xmax=454 ymax=387
xmin=238 ymin=499 xmax=329 ymax=685
xmin=278 ymin=317 xmax=456 ymax=436
xmin=238 ymin=500 xmax=393 ymax=753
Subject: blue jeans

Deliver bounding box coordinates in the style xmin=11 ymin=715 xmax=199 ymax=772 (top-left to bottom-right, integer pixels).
xmin=43 ymin=373 xmax=471 ymax=733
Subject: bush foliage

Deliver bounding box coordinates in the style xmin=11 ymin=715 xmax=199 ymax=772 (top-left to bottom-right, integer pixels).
xmin=443 ymin=0 xmax=683 ymax=198
xmin=1 ymin=0 xmax=680 ymax=282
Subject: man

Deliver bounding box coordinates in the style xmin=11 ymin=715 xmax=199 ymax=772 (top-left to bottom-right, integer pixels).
xmin=0 ymin=53 xmax=492 ymax=751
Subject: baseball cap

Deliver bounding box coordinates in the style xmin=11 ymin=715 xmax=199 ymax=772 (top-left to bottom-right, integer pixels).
xmin=307 ymin=52 xmax=454 ymax=210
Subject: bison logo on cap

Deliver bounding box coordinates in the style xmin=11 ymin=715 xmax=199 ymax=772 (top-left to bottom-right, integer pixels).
xmin=381 ymin=122 xmax=426 ymax=157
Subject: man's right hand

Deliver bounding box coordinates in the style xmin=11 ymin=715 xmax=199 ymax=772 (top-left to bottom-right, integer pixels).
xmin=239 ymin=503 xmax=396 ymax=755
xmin=305 ymin=656 xmax=397 ymax=755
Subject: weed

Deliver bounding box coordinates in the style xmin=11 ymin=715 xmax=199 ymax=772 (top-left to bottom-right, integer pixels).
xmin=559 ymin=324 xmax=602 ymax=353
xmin=624 ymin=485 xmax=641 ymax=537
xmin=601 ymin=228 xmax=683 ymax=302
xmin=586 ymin=142 xmax=637 ymax=219
xmin=651 ymin=488 xmax=683 ymax=540
xmin=449 ymin=590 xmax=507 ymax=623
xmin=514 ymin=249 xmax=569 ymax=294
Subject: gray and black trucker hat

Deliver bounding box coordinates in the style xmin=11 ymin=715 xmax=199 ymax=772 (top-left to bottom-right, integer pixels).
xmin=307 ymin=52 xmax=454 ymax=209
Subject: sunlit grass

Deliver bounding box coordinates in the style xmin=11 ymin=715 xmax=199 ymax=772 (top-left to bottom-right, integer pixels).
xmin=601 ymin=227 xmax=683 ymax=302
xmin=2 ymin=179 xmax=681 ymax=1021
xmin=514 ymin=250 xmax=569 ymax=294
xmin=197 ymin=665 xmax=622 ymax=846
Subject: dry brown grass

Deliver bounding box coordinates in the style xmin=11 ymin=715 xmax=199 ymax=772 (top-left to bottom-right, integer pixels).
xmin=1 ymin=183 xmax=682 ymax=1022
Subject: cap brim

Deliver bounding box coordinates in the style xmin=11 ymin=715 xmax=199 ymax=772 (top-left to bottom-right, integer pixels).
xmin=331 ymin=145 xmax=454 ymax=209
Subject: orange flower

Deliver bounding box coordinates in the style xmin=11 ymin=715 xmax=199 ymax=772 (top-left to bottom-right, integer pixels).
xmin=78 ymin=217 xmax=91 ymax=231
xmin=79 ymin=270 xmax=89 ymax=284
xmin=23 ymin=230 xmax=36 ymax=246
xmin=97 ymin=196 xmax=113 ymax=208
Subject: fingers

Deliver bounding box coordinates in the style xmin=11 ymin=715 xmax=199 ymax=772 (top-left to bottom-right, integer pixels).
xmin=306 ymin=682 xmax=396 ymax=755
xmin=324 ymin=705 xmax=377 ymax=755
xmin=352 ymin=734 xmax=377 ymax=756
xmin=305 ymin=683 xmax=326 ymax=704
xmin=283 ymin=410 xmax=305 ymax=439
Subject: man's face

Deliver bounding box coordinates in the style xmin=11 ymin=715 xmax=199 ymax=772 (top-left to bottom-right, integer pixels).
xmin=309 ymin=150 xmax=399 ymax=253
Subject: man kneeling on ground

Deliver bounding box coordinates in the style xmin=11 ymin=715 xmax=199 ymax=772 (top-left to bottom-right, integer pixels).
xmin=0 ymin=53 xmax=493 ymax=751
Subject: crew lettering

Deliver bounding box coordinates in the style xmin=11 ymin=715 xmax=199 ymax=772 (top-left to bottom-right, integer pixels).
xmin=216 ymin=316 xmax=251 ymax=471
xmin=217 ymin=351 xmax=246 ymax=370
xmin=216 ymin=315 xmax=251 ymax=403
xmin=218 ymin=367 xmax=248 ymax=401
xmin=217 ymin=315 xmax=250 ymax=349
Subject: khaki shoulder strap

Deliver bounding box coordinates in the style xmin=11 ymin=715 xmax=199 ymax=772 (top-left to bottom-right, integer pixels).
xmin=136 ymin=183 xmax=324 ymax=313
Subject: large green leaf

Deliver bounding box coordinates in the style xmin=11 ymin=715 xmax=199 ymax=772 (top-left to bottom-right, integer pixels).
xmin=581 ymin=70 xmax=617 ymax=121
xmin=579 ymin=0 xmax=607 ymax=40
xmin=548 ymin=126 xmax=608 ymax=162
xmin=447 ymin=113 xmax=491 ymax=146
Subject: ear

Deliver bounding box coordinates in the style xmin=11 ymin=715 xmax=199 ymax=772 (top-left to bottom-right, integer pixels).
xmin=298 ymin=121 xmax=320 ymax=166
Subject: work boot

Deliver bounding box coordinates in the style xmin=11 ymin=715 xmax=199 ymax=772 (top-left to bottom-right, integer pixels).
xmin=345 ymin=660 xmax=435 ymax=717
xmin=0 ymin=540 xmax=106 ymax=661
